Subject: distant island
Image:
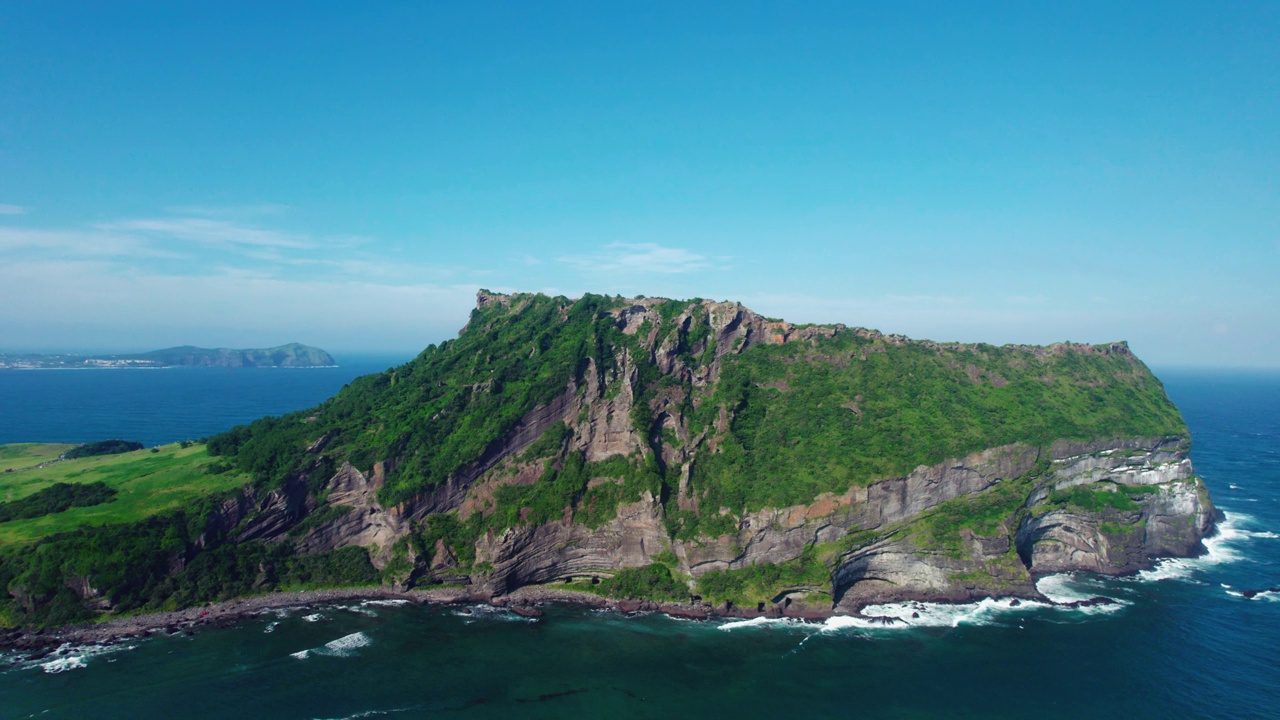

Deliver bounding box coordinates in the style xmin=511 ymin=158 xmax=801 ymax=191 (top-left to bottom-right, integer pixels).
xmin=0 ymin=343 xmax=337 ymax=369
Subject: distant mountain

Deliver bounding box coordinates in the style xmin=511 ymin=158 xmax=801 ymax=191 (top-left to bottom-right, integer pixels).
xmin=0 ymin=343 xmax=336 ymax=369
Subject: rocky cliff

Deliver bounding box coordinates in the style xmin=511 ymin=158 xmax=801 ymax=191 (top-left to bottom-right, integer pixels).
xmin=191 ymin=291 xmax=1215 ymax=616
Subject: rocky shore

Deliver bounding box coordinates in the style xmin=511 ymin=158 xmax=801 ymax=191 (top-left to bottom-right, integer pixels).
xmin=0 ymin=585 xmax=712 ymax=656
xmin=1 ymin=578 xmax=1133 ymax=659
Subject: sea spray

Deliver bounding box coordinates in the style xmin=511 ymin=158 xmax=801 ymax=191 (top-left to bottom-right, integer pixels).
xmin=290 ymin=632 xmax=373 ymax=660
xmin=18 ymin=642 xmax=139 ymax=674
xmin=1133 ymin=510 xmax=1253 ymax=583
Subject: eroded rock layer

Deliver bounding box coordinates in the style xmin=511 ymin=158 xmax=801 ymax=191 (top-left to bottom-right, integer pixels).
xmin=201 ymin=291 xmax=1214 ymax=613
xmin=11 ymin=291 xmax=1215 ymax=626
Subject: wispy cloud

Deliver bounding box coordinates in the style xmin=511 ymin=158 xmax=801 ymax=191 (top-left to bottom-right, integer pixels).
xmin=97 ymin=217 xmax=313 ymax=249
xmin=0 ymin=226 xmax=184 ymax=259
xmin=0 ymin=207 xmax=487 ymax=352
xmin=883 ymin=294 xmax=965 ymax=305
xmin=0 ymin=204 xmax=28 ymax=215
xmin=163 ymin=203 xmax=292 ymax=218
xmin=0 ymin=258 xmax=478 ymax=352
xmin=558 ymin=242 xmax=715 ymax=274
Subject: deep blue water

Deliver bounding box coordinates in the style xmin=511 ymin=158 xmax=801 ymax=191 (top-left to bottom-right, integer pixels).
xmin=0 ymin=355 xmax=412 ymax=447
xmin=0 ymin=368 xmax=1277 ymax=719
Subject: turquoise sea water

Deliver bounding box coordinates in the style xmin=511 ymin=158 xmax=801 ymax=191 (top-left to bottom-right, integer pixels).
xmin=1 ymin=368 xmax=1277 ymax=719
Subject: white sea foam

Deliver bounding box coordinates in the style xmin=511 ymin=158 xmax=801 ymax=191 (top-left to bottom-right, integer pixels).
xmin=1036 ymin=574 xmax=1096 ymax=604
xmin=1229 ymin=483 xmax=1242 ymax=490
xmin=717 ymin=616 xmax=800 ymax=631
xmin=263 ymin=621 xmax=279 ymax=633
xmin=302 ymin=613 xmax=326 ymax=622
xmin=322 ymin=632 xmax=373 ymax=655
xmin=719 ymin=513 xmax=1263 ymax=636
xmin=360 ymin=599 xmax=410 ymax=607
xmin=290 ymin=632 xmax=373 ymax=660
xmin=334 ymin=604 xmax=379 ymax=617
xmin=723 ymin=597 xmax=1075 ymax=635
xmin=450 ymin=605 xmax=537 ymax=623
xmin=863 ymin=597 xmax=1063 ymax=628
xmin=1133 ymin=510 xmax=1250 ymax=583
xmin=39 ymin=655 xmax=87 ymax=673
xmin=311 ymin=708 xmax=414 ymax=720
xmin=31 ymin=642 xmax=137 ymax=674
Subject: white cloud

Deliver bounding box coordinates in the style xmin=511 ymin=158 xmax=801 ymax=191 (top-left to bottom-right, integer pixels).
xmin=96 ymin=217 xmax=314 ymax=249
xmin=0 ymin=204 xmax=28 ymax=215
xmin=163 ymin=203 xmax=292 ymax=218
xmin=0 ymin=258 xmax=478 ymax=352
xmin=0 ymin=208 xmax=488 ymax=352
xmin=0 ymin=227 xmax=184 ymax=259
xmin=558 ymin=242 xmax=714 ymax=275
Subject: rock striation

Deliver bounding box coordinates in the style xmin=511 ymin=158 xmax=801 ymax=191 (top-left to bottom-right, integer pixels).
xmin=203 ymin=291 xmax=1216 ymax=615
xmin=8 ymin=291 xmax=1219 ymax=625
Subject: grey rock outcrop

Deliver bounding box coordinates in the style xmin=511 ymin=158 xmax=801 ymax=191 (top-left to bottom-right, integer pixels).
xmin=222 ymin=295 xmax=1218 ymax=615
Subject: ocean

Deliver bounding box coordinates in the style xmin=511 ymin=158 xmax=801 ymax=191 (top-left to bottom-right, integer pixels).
xmin=0 ymin=367 xmax=1277 ymax=719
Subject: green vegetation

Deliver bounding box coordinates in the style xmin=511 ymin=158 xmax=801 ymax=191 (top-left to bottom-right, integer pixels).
xmin=1042 ymin=483 xmax=1157 ymax=514
xmin=947 ymin=550 xmax=1029 ymax=589
xmin=686 ymin=336 xmax=1185 ymax=514
xmin=0 ymin=482 xmax=116 ymax=523
xmin=911 ymin=479 xmax=1030 ymax=558
xmin=285 ymin=503 xmax=354 ymax=538
xmin=0 ymin=444 xmax=249 ymax=545
xmin=208 ymin=293 xmax=633 ymax=505
xmin=0 ymin=293 xmax=1195 ymax=627
xmin=0 ymin=443 xmax=75 ymax=472
xmin=0 ymin=510 xmax=378 ymax=628
xmin=1100 ymin=518 xmax=1147 ymax=536
xmin=696 ymin=548 xmax=829 ymax=605
xmin=592 ymin=563 xmax=686 ymax=601
xmin=410 ymin=512 xmax=483 ymax=568
xmin=64 ymin=439 xmax=144 ymax=460
xmin=206 ymin=292 xmax=1185 ymax=538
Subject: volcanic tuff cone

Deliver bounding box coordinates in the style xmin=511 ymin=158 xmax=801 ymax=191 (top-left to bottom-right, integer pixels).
xmin=205 ymin=291 xmax=1215 ymax=612
xmin=1 ymin=291 xmax=1216 ymax=626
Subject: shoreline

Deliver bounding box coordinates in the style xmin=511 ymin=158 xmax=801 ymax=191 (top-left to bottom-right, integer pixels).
xmin=0 ymin=582 xmax=1096 ymax=657
xmin=0 ymin=585 xmax=731 ymax=655
xmin=0 ymin=517 xmax=1223 ymax=657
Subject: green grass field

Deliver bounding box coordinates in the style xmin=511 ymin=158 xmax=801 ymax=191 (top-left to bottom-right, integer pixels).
xmin=0 ymin=443 xmax=250 ymax=545
xmin=0 ymin=443 xmax=76 ymax=473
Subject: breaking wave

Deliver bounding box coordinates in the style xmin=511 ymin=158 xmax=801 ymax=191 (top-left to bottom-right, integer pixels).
xmin=450 ymin=605 xmax=538 ymax=623
xmin=719 ymin=586 xmax=1127 ymax=635
xmin=10 ymin=642 xmax=139 ymax=674
xmin=1133 ymin=511 xmax=1253 ymax=583
xmin=718 ymin=617 xmax=803 ymax=631
xmin=310 ymin=708 xmax=415 ymax=720
xmin=290 ymin=632 xmax=373 ymax=660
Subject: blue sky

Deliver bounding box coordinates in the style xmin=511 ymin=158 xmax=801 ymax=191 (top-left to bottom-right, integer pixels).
xmin=1 ymin=2 xmax=1276 ymax=366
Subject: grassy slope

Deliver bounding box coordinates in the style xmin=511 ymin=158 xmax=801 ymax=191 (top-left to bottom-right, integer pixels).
xmin=0 ymin=444 xmax=76 ymax=474
xmin=0 ymin=295 xmax=1197 ymax=621
xmin=685 ymin=336 xmax=1186 ymax=513
xmin=207 ymin=294 xmax=1187 ymax=533
xmin=0 ymin=443 xmax=249 ymax=545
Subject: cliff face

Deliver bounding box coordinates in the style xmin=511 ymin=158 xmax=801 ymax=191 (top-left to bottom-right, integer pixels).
xmin=205 ymin=291 xmax=1216 ymax=613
